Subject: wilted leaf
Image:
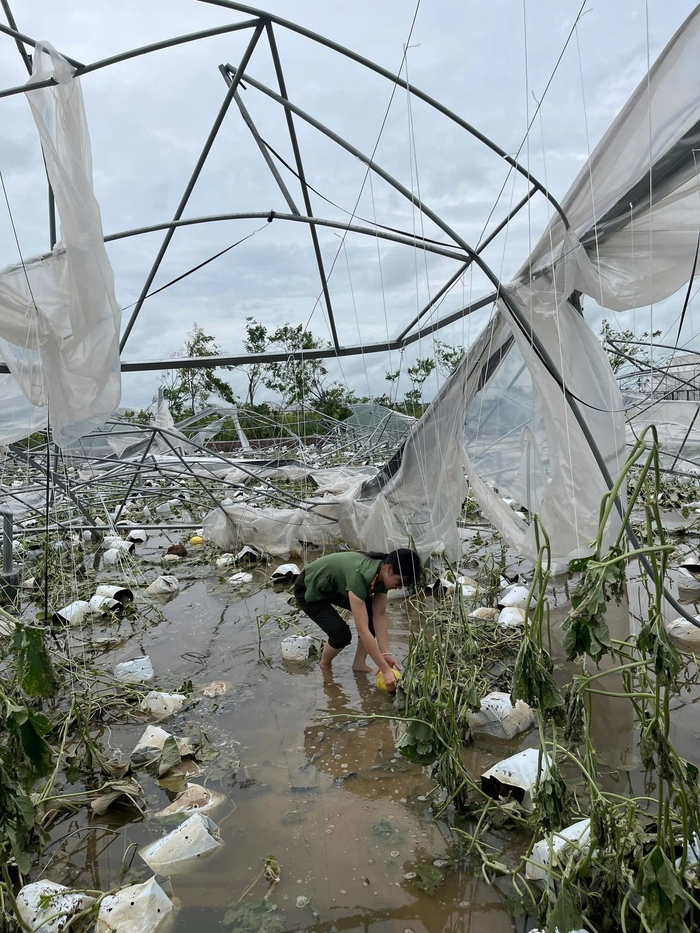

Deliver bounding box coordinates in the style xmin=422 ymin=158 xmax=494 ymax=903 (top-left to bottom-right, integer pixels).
xmin=158 ymin=735 xmax=182 ymax=777
xmin=12 ymin=624 xmax=58 ymax=697
xmin=638 ymin=847 xmax=688 ymax=933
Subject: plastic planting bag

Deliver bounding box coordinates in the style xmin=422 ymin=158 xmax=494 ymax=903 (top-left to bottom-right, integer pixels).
xmin=140 ymin=691 xmax=187 ymax=720
xmin=526 ymin=819 xmax=591 ymax=883
xmin=96 ymin=877 xmax=176 ymax=933
xmin=114 ymin=656 xmax=154 ymax=684
xmin=271 ymin=563 xmax=301 ymax=582
xmin=281 ymin=635 xmax=315 ymax=661
xmin=666 ymin=616 xmax=700 ymax=649
xmin=481 ymin=747 xmax=551 ymax=810
xmin=497 ymin=607 xmax=526 ymax=627
xmin=498 ymin=585 xmax=530 ymax=609
xmin=52 ymin=600 xmax=90 ymax=625
xmin=95 ymin=584 xmax=133 ymax=603
xmin=146 ymin=576 xmax=179 ymax=596
xmin=139 ymin=813 xmax=224 ymax=875
xmin=17 ymin=881 xmax=95 ymax=933
xmin=154 ymin=782 xmax=227 ymax=819
xmin=467 ymin=692 xmax=536 ymax=740
xmin=88 ymin=594 xmax=120 ymax=614
xmin=131 ymin=725 xmax=194 ymax=764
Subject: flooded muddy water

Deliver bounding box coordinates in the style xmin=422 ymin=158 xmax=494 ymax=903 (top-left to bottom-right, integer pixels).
xmin=35 ymin=535 xmax=700 ymax=933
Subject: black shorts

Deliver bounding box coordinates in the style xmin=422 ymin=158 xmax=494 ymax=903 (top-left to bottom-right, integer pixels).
xmin=294 ymin=570 xmax=375 ymax=650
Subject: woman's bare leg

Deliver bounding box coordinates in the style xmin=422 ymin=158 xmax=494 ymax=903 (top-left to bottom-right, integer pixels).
xmin=320 ymin=641 xmax=343 ymax=671
xmin=351 ymin=643 xmax=374 ymax=673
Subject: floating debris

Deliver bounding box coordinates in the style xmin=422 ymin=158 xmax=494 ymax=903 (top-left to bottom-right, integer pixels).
xmin=140 ymin=690 xmax=188 ymax=720
xmin=17 ymin=882 xmax=95 ymax=933
xmin=96 ymin=877 xmax=176 ymax=933
xmin=139 ymin=813 xmax=224 ymax=875
xmin=146 ymin=575 xmax=179 ymax=595
xmin=467 ymin=692 xmax=536 ymax=740
xmin=281 ymin=635 xmax=315 ymax=661
xmin=114 ymin=656 xmax=154 ymax=684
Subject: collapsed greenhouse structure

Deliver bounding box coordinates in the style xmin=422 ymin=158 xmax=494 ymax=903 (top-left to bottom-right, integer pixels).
xmin=3 ymin=3 xmax=700 ymax=933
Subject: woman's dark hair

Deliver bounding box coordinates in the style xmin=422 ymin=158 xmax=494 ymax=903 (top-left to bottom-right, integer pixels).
xmin=361 ymin=549 xmax=422 ymax=586
xmin=385 ymin=548 xmax=422 ymax=587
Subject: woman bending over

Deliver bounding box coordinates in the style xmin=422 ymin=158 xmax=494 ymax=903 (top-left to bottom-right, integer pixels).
xmin=294 ymin=548 xmax=421 ymax=693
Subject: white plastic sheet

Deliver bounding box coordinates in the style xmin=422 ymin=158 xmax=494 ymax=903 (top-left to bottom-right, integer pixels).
xmin=0 ymin=43 xmax=121 ymax=447
xmin=467 ymin=692 xmax=536 ymax=740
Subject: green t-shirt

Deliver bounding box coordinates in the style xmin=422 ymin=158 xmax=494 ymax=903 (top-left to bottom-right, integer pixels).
xmin=303 ymin=552 xmax=386 ymax=603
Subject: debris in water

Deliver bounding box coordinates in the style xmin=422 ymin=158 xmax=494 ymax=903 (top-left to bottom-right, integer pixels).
xmin=114 ymin=656 xmax=154 ymax=684
xmin=139 ymin=812 xmax=224 ymax=875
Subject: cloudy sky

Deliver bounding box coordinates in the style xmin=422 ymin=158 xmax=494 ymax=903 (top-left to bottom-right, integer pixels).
xmin=0 ymin=0 xmax=698 ymax=410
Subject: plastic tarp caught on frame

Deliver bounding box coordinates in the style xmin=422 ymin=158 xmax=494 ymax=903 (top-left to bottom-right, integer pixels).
xmin=0 ymin=42 xmax=121 ymax=448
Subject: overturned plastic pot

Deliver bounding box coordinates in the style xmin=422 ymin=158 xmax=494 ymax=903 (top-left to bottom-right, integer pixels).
xmin=271 ymin=562 xmax=301 ymax=583
xmin=481 ymin=747 xmax=550 ymax=810
xmin=281 ymin=635 xmax=316 ymax=661
xmin=96 ymin=583 xmax=134 ymax=603
xmin=52 ymin=600 xmax=90 ymax=626
xmin=139 ymin=812 xmax=224 ymax=875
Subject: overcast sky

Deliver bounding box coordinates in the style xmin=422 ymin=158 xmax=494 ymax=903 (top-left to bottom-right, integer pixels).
xmin=0 ymin=0 xmax=698 ymax=410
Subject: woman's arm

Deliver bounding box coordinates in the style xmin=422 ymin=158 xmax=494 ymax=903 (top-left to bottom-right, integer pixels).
xmin=371 ymin=593 xmax=402 ymax=670
xmin=349 ymin=591 xmax=392 ymax=675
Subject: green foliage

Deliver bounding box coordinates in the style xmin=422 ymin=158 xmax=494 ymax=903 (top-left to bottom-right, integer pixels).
xmin=562 ymin=552 xmax=625 ymax=662
xmin=638 ymin=847 xmax=689 ymax=933
xmin=223 ymin=900 xmax=284 ymax=932
xmin=534 ymin=762 xmax=570 ymax=833
xmin=12 ymin=623 xmax=58 ymax=697
xmin=396 ymin=720 xmax=440 ymax=766
xmin=159 ymin=323 xmax=236 ymax=418
xmin=511 ymin=638 xmax=563 ymax=719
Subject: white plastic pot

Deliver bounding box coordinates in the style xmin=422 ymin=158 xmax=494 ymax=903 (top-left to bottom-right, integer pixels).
xmin=146 ymin=575 xmax=179 ymax=596
xmin=498 ymin=584 xmax=530 ymax=609
xmin=236 ymin=545 xmax=260 ymax=562
xmin=666 ymin=616 xmax=700 ymax=649
xmin=88 ymin=594 xmax=121 ymax=614
xmin=52 ymin=600 xmax=90 ymax=626
xmin=281 ymin=635 xmax=315 ymax=661
xmin=17 ymin=881 xmax=95 ymax=933
xmin=140 ymin=691 xmax=187 ymax=720
xmin=139 ymin=812 xmax=224 ymax=875
xmin=271 ymin=562 xmax=301 ymax=582
xmin=481 ymin=747 xmax=551 ymax=810
xmin=114 ymin=656 xmax=154 ymax=684
xmin=127 ymin=529 xmax=148 ymax=544
xmin=96 ymin=876 xmax=176 ymax=933
xmin=103 ymin=537 xmax=134 ymax=552
xmin=95 ymin=584 xmax=133 ymax=603
xmin=154 ymin=782 xmax=227 ymax=819
xmin=468 ymin=692 xmax=536 ymax=740
xmin=228 ymin=571 xmax=253 ymax=586
xmin=216 ymin=554 xmax=236 ymax=568
xmin=104 ymin=547 xmax=131 ymax=565
xmin=526 ymin=819 xmax=591 ymax=883
xmin=497 ymin=607 xmax=526 ymax=627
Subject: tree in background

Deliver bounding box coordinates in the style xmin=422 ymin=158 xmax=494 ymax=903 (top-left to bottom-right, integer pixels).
xmin=434 ymin=339 xmax=466 ymax=378
xmin=600 ymin=319 xmax=662 ymax=392
xmin=242 ymin=317 xmax=269 ymax=407
xmin=159 ymin=324 xmax=236 ymax=419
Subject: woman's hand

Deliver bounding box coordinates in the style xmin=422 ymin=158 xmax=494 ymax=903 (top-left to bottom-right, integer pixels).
xmin=381 ymin=652 xmax=402 ymax=672
xmin=382 ymin=667 xmax=398 ymax=693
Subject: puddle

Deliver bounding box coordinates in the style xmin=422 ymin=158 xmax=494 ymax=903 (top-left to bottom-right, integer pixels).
xmin=30 ymin=542 xmax=700 ymax=933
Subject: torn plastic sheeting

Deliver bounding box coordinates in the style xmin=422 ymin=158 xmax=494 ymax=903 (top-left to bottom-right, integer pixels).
xmin=271 ymin=562 xmax=301 ymax=582
xmin=481 ymin=747 xmax=551 ymax=810
xmin=131 ymin=725 xmax=194 ymax=764
xmin=96 ymin=876 xmax=176 ymax=933
xmin=467 ymin=692 xmax=536 ymax=740
xmin=525 ymin=819 xmax=591 ymax=883
xmin=666 ymin=616 xmax=700 ymax=649
xmin=139 ymin=812 xmax=224 ymax=875
xmin=154 ymin=782 xmax=227 ymax=819
xmin=236 ymin=545 xmax=261 ymax=562
xmin=95 ymin=584 xmax=133 ymax=602
xmin=216 ymin=553 xmax=236 ymax=568
xmin=52 ymin=600 xmax=90 ymax=626
xmin=281 ymin=635 xmax=315 ymax=661
xmin=202 ymin=501 xmax=340 ymax=558
xmin=228 ymin=571 xmax=253 ymax=586
xmin=146 ymin=575 xmax=179 ymax=595
xmin=114 ymin=656 xmax=154 ymax=684
xmin=140 ymin=691 xmax=187 ymax=720
xmin=17 ymin=881 xmax=95 ymax=933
